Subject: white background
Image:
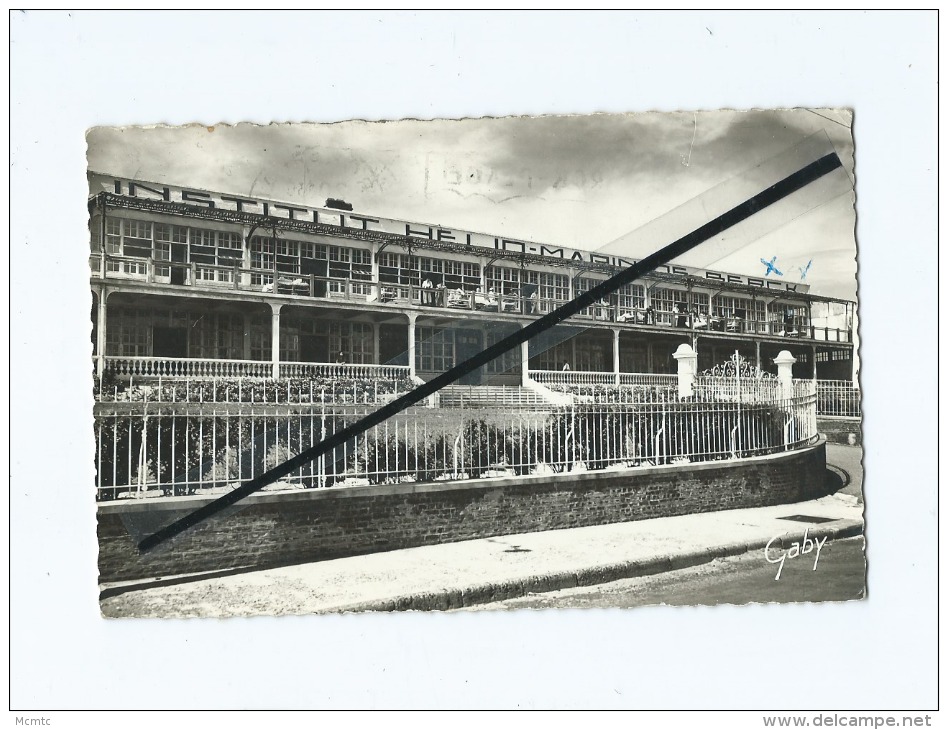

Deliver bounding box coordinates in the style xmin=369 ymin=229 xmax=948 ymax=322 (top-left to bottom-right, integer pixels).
xmin=8 ymin=10 xmax=939 ymax=711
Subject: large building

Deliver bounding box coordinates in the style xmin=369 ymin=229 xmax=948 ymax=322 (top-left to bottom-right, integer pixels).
xmin=88 ymin=172 xmax=857 ymax=387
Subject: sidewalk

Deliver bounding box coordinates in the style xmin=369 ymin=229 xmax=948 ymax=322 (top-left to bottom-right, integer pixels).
xmin=99 ymin=491 xmax=864 ymax=618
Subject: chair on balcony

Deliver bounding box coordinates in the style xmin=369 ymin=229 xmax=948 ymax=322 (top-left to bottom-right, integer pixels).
xmin=276 ymin=277 xmax=309 ymax=296
xmin=446 ymin=289 xmax=470 ymax=309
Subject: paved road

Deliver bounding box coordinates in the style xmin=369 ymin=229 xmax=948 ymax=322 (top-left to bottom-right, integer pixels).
xmin=463 ymin=535 xmax=866 ymax=610
xmin=824 ymin=443 xmax=864 ymax=502
xmin=463 ymin=445 xmax=866 ymax=611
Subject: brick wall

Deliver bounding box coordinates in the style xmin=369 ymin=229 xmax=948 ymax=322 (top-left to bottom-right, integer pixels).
xmin=98 ymin=440 xmax=828 ymax=583
xmin=817 ymin=417 xmax=862 ymax=446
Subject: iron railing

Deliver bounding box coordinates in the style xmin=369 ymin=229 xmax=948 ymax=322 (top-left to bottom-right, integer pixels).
xmin=93 ymin=385 xmax=818 ymax=501
xmin=815 ymin=379 xmax=861 ymax=417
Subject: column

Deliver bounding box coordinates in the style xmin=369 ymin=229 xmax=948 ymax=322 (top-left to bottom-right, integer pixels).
xmin=370 ymin=244 xmax=381 ymax=298
xmin=673 ymin=343 xmax=697 ymax=399
xmin=755 ymin=340 xmax=761 ymax=373
xmin=270 ymin=302 xmax=283 ymax=379
xmin=811 ymin=344 xmax=818 ymax=380
xmin=407 ymin=312 xmax=417 ymax=379
xmin=372 ymin=322 xmax=381 ymax=365
xmin=95 ymin=288 xmax=108 ymax=380
xmin=774 ymin=350 xmax=796 ymax=389
xmin=647 ymin=342 xmax=654 ymax=373
xmin=612 ymin=328 xmax=621 ymax=385
xmin=520 ymin=324 xmax=530 ymax=386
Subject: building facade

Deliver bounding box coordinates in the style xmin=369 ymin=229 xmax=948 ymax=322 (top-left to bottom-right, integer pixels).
xmin=89 ymin=173 xmax=857 ymax=387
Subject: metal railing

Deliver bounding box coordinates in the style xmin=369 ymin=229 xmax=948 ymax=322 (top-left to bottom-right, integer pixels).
xmin=815 ymin=379 xmax=861 ymax=417
xmin=93 ymin=385 xmax=818 ymax=501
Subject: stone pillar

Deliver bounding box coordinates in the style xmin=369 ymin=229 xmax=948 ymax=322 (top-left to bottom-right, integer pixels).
xmin=755 ymin=340 xmax=761 ymax=373
xmin=521 ymin=323 xmax=530 ymax=386
xmin=673 ymin=343 xmax=698 ymax=398
xmin=95 ymin=288 xmax=108 ymax=380
xmin=270 ymin=302 xmax=283 ymax=379
xmin=773 ymin=350 xmax=796 ymax=388
xmin=612 ymin=329 xmax=621 ymax=385
xmin=407 ymin=312 xmax=417 ymax=379
xmin=811 ymin=344 xmax=818 ymax=380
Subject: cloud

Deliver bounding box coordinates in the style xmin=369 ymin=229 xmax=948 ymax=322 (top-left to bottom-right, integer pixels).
xmin=86 ymin=110 xmax=857 ymax=300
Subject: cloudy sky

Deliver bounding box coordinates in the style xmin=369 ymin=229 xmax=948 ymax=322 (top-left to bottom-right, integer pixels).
xmin=87 ymin=109 xmax=857 ymax=301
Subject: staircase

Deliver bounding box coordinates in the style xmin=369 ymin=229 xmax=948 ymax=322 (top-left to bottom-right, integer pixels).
xmin=437 ymin=385 xmax=556 ymax=408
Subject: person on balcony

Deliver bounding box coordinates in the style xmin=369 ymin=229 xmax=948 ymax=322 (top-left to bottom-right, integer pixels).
xmin=421 ymin=278 xmax=434 ymax=306
xmin=674 ymin=303 xmax=688 ymax=328
xmin=336 ymin=351 xmax=346 ymax=365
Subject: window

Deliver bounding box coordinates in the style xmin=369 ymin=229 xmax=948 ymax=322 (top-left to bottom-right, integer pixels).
xmin=248 ymin=315 xmax=271 ymax=361
xmin=769 ymin=303 xmax=809 ymax=334
xmin=105 ymin=218 xmax=122 ymax=254
xmin=123 ymin=220 xmax=153 ymax=258
xmin=105 ymin=306 xmax=151 ymax=357
xmin=485 ymin=327 xmax=521 ymax=374
xmin=250 ymin=237 xmax=275 ymax=286
xmin=533 ymin=340 xmax=572 ymax=371
xmin=650 ymin=288 xmax=688 ymax=326
xmin=616 ymin=283 xmax=646 ymax=317
xmin=443 ymin=260 xmax=481 ymax=290
xmin=485 ymin=267 xmax=569 ymax=313
xmin=416 ymin=327 xmax=454 ymax=373
xmin=379 ymin=252 xmax=421 ymax=289
xmin=330 ymin=321 xmax=373 ymax=364
xmin=650 ymin=288 xmax=711 ymax=326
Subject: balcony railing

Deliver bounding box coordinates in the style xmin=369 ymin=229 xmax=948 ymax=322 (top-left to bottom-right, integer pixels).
xmin=89 ymin=254 xmax=854 ymax=343
xmin=104 ymin=356 xmax=273 ymax=379
xmin=530 ymin=370 xmax=622 ymax=386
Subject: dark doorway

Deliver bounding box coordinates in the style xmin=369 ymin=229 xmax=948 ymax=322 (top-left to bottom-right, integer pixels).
xmin=301 ymin=258 xmax=328 ymax=297
xmin=379 ymin=323 xmax=408 ymax=366
xmin=170 ymin=244 xmax=188 ymax=285
xmin=300 ymin=334 xmax=329 ymax=363
xmin=153 ymin=327 xmax=188 ymax=358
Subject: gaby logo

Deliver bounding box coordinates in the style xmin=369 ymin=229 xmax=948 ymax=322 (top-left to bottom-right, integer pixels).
xmin=764 ymin=529 xmax=828 ymax=581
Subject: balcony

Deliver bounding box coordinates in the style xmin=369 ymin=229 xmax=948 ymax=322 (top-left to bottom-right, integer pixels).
xmin=89 ymin=254 xmax=854 ymax=344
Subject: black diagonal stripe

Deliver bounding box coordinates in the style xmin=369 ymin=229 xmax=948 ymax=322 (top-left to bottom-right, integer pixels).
xmin=138 ymin=151 xmax=843 ymax=553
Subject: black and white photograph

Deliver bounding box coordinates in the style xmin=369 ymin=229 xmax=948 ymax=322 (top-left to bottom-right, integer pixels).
xmin=11 ymin=9 xmax=937 ymax=716
xmin=88 ymin=110 xmax=864 ymax=617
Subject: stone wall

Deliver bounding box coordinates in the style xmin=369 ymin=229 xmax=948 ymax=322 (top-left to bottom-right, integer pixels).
xmin=817 ymin=417 xmax=862 ymax=446
xmin=98 ymin=440 xmax=828 ymax=583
